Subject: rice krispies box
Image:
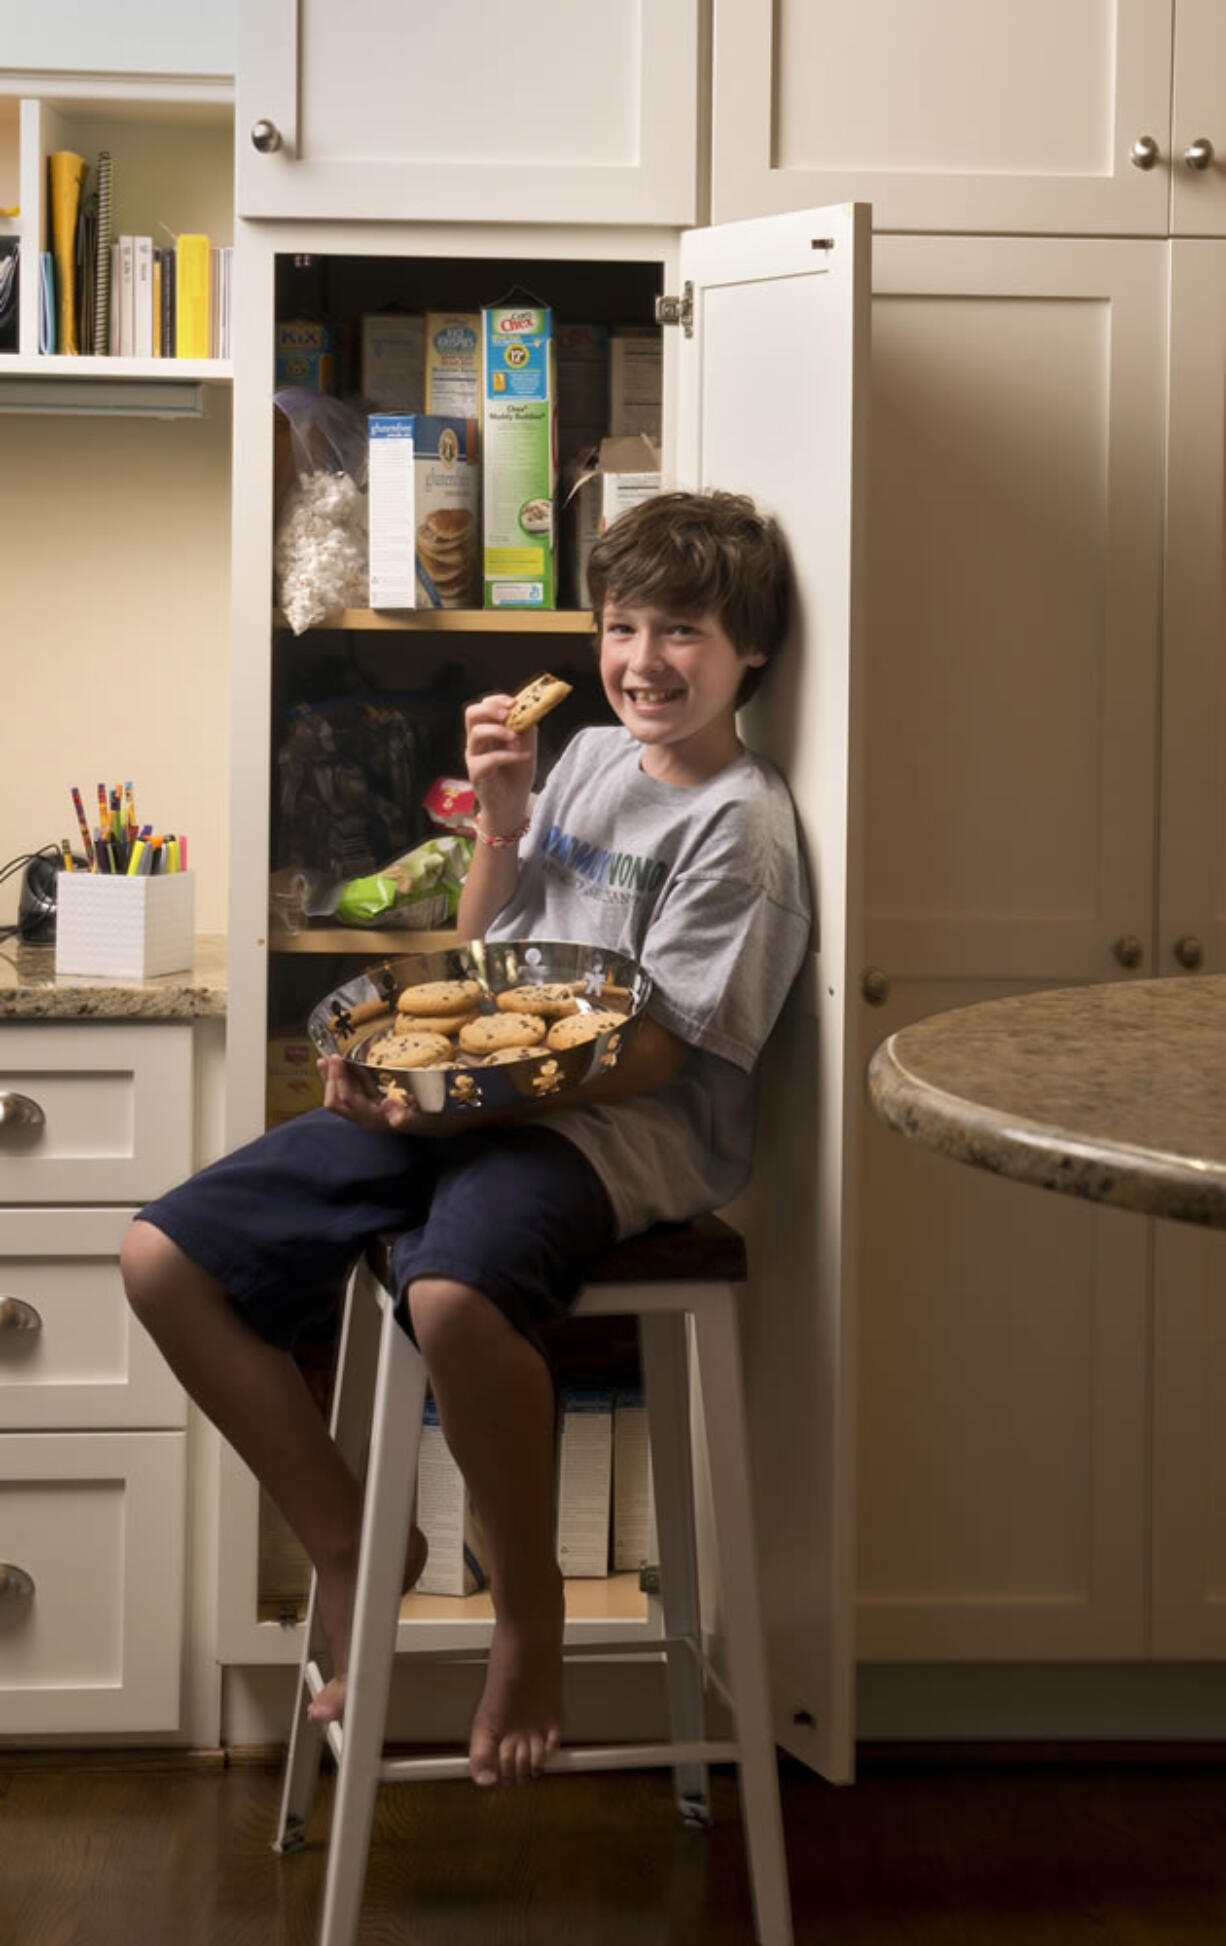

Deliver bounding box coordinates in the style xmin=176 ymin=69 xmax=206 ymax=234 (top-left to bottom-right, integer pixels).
xmin=481 ymin=303 xmax=556 ymax=610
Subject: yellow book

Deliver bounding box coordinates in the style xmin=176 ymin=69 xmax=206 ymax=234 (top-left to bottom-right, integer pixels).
xmin=152 ymin=252 xmax=162 ymax=357
xmin=175 ymin=233 xmax=210 ymax=359
xmin=49 ymin=151 xmax=86 ymax=354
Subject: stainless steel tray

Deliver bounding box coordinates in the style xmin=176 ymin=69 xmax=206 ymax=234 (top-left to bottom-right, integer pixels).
xmin=308 ymin=938 xmax=651 ymax=1118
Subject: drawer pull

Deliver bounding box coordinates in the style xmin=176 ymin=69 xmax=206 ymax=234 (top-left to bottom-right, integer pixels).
xmin=0 ymin=1091 xmax=45 ymax=1135
xmin=0 ymin=1562 xmax=35 ymax=1602
xmin=0 ymin=1296 xmax=41 ymax=1334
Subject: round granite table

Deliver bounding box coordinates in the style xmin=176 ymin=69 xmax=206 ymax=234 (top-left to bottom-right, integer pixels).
xmin=867 ymin=975 xmax=1226 ymax=1228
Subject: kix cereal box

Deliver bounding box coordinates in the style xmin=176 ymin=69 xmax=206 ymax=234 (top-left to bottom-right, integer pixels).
xmin=424 ymin=312 xmax=481 ymax=418
xmin=481 ymin=302 xmax=556 ymax=609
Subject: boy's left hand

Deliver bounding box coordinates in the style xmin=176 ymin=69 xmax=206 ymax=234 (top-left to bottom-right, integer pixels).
xmin=317 ymin=1055 xmax=421 ymax=1133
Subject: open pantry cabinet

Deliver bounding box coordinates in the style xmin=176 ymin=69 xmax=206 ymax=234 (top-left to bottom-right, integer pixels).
xmin=221 ymin=206 xmax=868 ymax=1782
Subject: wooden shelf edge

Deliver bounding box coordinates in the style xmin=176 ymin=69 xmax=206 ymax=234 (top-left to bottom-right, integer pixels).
xmin=0 ymin=355 xmax=232 ymax=381
xmin=270 ymin=927 xmax=458 ymax=956
xmin=274 ymin=607 xmax=595 ymax=634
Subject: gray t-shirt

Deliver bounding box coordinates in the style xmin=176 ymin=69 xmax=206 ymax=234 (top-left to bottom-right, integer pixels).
xmin=486 ymin=725 xmax=811 ymax=1237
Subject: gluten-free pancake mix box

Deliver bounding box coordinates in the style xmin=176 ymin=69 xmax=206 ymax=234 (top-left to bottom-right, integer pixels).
xmin=481 ymin=302 xmax=556 ymax=609
xmin=368 ymin=413 xmax=480 ymax=610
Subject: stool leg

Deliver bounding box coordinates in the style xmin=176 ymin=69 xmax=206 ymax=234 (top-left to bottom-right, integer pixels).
xmin=319 ymin=1291 xmax=428 ymax=1946
xmin=692 ymin=1287 xmax=793 ymax=1946
xmin=274 ymin=1263 xmax=384 ymax=1853
xmin=639 ymin=1310 xmax=710 ymax=1826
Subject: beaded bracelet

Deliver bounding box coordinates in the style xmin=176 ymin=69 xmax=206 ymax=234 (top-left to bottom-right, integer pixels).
xmin=473 ymin=816 xmax=530 ymax=850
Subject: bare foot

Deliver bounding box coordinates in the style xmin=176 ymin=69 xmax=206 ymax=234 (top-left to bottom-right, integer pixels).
xmin=307 ymin=1523 xmax=428 ymax=1724
xmin=468 ymin=1571 xmax=565 ymax=1787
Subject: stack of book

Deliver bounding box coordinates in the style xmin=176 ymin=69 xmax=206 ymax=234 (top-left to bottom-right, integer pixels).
xmin=40 ymin=145 xmax=231 ymax=358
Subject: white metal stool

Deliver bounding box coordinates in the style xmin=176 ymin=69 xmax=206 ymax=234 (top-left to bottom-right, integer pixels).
xmin=273 ymin=1216 xmax=793 ymax=1946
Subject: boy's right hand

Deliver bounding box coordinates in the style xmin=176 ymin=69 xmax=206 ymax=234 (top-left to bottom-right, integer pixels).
xmin=464 ymin=693 xmax=536 ymax=838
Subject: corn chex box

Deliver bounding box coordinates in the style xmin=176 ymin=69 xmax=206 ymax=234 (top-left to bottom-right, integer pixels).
xmin=368 ymin=413 xmax=480 ymax=610
xmin=481 ymin=303 xmax=556 ymax=609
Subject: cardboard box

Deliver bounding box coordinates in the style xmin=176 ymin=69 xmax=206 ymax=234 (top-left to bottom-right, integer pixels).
xmin=55 ymin=870 xmax=195 ymax=981
xmin=555 ymin=1388 xmax=613 ymax=1578
xmin=368 ymin=413 xmax=480 ymax=610
xmin=360 ymin=313 xmax=425 ymax=412
xmin=424 ymin=312 xmax=482 ymax=417
xmin=609 ymin=327 xmax=662 ymax=438
xmin=567 ymin=434 xmax=661 ymax=608
xmin=556 ymin=321 xmax=609 ymax=450
xmin=482 ymin=302 xmax=556 ymax=610
xmin=612 ymin=1389 xmax=659 ymax=1573
xmin=275 ymin=319 xmax=336 ymax=394
xmin=414 ymin=1398 xmax=488 ymax=1596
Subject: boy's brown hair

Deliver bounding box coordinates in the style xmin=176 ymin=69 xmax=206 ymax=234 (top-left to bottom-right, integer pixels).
xmin=585 ymin=490 xmax=792 ymax=705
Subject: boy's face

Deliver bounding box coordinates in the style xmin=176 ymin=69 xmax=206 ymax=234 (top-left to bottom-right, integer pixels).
xmin=598 ymin=600 xmax=766 ymax=785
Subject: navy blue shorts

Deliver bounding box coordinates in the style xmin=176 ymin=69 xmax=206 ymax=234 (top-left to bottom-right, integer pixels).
xmin=137 ymin=1108 xmax=617 ymax=1355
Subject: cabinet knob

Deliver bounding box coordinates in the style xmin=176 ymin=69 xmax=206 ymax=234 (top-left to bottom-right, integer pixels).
xmin=1130 ymin=136 xmax=1161 ymax=170
xmin=1184 ymin=138 xmax=1215 ymax=171
xmin=861 ymin=967 xmax=890 ymax=1006
xmin=0 ymin=1562 xmax=35 ymax=1602
xmin=251 ymin=119 xmax=283 ymax=155
xmin=0 ymin=1091 xmax=44 ymax=1135
xmin=1174 ymin=934 xmax=1204 ymax=969
xmin=1111 ymin=934 xmax=1144 ymax=969
xmin=0 ymin=1296 xmax=41 ymax=1334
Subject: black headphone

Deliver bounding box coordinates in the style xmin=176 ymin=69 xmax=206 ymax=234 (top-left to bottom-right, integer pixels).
xmin=0 ymin=847 xmax=71 ymax=944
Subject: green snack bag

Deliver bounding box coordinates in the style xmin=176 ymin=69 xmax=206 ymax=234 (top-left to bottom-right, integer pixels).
xmin=335 ymin=835 xmax=473 ymax=928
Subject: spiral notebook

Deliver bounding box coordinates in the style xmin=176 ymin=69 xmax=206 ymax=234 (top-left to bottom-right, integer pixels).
xmin=92 ymin=151 xmax=112 ymax=355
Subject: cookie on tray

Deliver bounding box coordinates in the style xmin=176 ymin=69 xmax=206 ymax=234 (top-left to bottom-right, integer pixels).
xmin=495 ymin=983 xmax=579 ymax=1020
xmin=394 ymin=1009 xmax=479 ymax=1038
xmin=395 ymin=978 xmax=483 ymax=1017
xmin=367 ymin=1030 xmax=453 ymax=1069
xmin=546 ymin=1009 xmax=627 ymax=1051
xmin=459 ymin=1011 xmax=548 ymax=1055
xmin=482 ymin=1044 xmax=545 ymax=1066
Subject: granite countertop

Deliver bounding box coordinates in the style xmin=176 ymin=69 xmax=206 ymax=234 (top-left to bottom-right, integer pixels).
xmin=0 ymin=935 xmax=227 ymax=1021
xmin=867 ymin=975 xmax=1226 ymax=1228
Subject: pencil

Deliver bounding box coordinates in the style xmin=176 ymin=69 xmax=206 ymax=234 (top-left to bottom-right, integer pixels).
xmin=60 ymin=840 xmax=74 ymax=872
xmin=70 ymin=788 xmax=95 ymax=870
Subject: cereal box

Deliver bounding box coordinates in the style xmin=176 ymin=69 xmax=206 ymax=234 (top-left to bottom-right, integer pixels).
xmin=424 ymin=312 xmax=482 ymax=417
xmin=481 ymin=302 xmax=556 ymax=610
xmin=360 ymin=313 xmax=424 ymax=411
xmin=609 ymin=327 xmax=662 ymax=438
xmin=275 ymin=319 xmax=337 ymax=394
xmin=368 ymin=413 xmax=480 ymax=610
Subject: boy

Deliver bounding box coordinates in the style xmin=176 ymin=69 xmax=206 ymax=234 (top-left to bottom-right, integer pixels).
xmin=121 ymin=490 xmax=810 ymax=1789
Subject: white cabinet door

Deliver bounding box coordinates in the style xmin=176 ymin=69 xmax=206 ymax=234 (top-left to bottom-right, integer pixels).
xmin=711 ymin=0 xmax=1174 ymax=235
xmin=676 ymin=202 xmax=870 ymax=1783
xmin=865 ymin=237 xmax=1166 ymax=987
xmin=1171 ymin=0 xmax=1226 ymax=238
xmin=237 ymin=0 xmax=698 ymax=226
xmin=1150 ymin=241 xmax=1226 ymax=1658
xmin=856 ymin=236 xmax=1167 ymax=1662
xmin=0 ymin=1430 xmax=185 ymax=1732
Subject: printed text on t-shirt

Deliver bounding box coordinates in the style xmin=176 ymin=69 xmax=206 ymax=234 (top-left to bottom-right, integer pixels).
xmin=537 ymin=822 xmax=669 ymax=903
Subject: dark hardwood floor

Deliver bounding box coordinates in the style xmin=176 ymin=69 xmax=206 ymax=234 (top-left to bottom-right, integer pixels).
xmin=4 ymin=1749 xmax=1226 ymax=1944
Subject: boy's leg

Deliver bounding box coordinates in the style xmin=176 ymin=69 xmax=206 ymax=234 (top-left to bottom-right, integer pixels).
xmin=408 ymin=1275 xmax=564 ymax=1789
xmin=120 ymin=1221 xmax=426 ymax=1705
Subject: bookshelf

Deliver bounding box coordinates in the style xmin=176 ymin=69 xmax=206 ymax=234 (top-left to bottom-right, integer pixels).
xmin=0 ymin=86 xmax=233 ymax=384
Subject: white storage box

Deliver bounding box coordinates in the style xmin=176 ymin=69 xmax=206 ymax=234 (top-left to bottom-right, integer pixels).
xmin=55 ymin=871 xmax=195 ymax=980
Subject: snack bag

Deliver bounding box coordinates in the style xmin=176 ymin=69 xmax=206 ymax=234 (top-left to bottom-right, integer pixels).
xmin=334 ymin=834 xmax=473 ymax=929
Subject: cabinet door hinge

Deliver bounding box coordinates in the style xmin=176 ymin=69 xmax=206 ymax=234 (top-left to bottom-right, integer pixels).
xmin=654 ymin=282 xmax=694 ymax=337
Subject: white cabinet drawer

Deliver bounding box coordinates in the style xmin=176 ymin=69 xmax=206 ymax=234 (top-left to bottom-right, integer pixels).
xmin=0 ymin=1024 xmax=193 ymax=1204
xmin=0 ymin=1431 xmax=185 ymax=1733
xmin=0 ymin=1210 xmax=185 ymax=1431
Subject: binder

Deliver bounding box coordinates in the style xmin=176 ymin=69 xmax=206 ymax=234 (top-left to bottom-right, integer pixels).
xmin=48 ymin=151 xmax=86 ymax=354
xmin=174 ymin=233 xmax=210 ymax=359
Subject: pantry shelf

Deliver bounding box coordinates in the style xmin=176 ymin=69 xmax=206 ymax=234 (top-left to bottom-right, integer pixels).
xmin=259 ymin=1571 xmax=648 ymax=1630
xmin=270 ymin=926 xmax=458 ymax=956
xmin=274 ymin=607 xmax=595 ymax=634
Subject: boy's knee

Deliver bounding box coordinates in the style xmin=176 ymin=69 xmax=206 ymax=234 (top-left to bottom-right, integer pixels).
xmin=120 ymin=1219 xmax=182 ymax=1319
xmin=405 ymin=1277 xmax=486 ymax=1356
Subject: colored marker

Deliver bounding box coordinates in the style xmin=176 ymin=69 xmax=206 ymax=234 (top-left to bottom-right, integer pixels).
xmin=70 ymin=788 xmax=95 ymax=869
xmin=60 ymin=840 xmax=74 ymax=872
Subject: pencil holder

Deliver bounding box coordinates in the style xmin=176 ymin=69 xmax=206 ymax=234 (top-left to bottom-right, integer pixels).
xmin=55 ymin=870 xmax=196 ymax=980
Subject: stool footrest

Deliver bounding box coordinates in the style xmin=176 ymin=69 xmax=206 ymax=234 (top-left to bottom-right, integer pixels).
xmin=378 ymin=1740 xmax=739 ymax=1783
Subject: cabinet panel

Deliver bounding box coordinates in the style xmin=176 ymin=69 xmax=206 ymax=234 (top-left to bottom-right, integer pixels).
xmin=1158 ymin=242 xmax=1226 ymax=973
xmin=1151 ymin=1224 xmax=1226 ymax=1656
xmin=711 ymin=0 xmax=1173 ymax=234
xmin=237 ymin=0 xmax=698 ymax=226
xmin=0 ymin=1209 xmax=185 ymax=1431
xmin=857 ymin=981 xmax=1149 ymax=1661
xmin=0 ymin=1023 xmax=193 ymax=1204
xmin=1171 ymin=0 xmax=1226 ymax=238
xmin=864 ymin=237 xmax=1166 ymax=984
xmin=0 ymin=1430 xmax=184 ymax=1732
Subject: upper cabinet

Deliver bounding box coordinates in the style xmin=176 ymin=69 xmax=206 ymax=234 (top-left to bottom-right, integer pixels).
xmin=710 ymin=0 xmax=1218 ymax=236
xmin=236 ymin=0 xmax=699 ymax=227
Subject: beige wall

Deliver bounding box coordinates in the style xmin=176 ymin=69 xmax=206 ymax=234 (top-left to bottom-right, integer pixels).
xmin=1 ymin=396 xmax=231 ymax=933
